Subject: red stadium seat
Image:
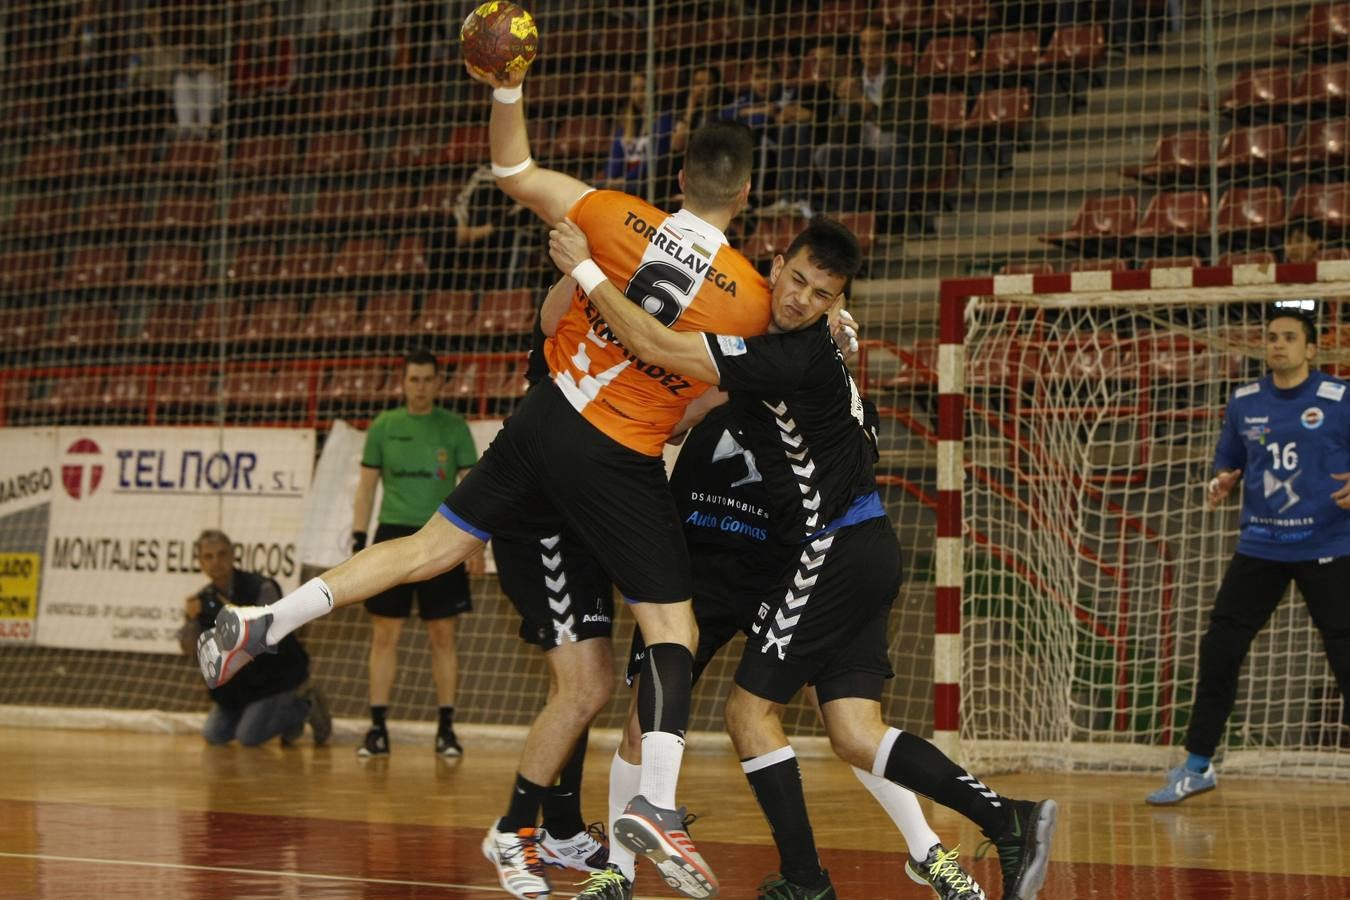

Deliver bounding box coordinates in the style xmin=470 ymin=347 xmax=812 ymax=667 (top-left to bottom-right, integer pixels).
xmin=1289 ymin=182 xmax=1350 ymax=233
xmin=1143 ymin=256 xmax=1203 ymax=269
xmin=0 ymin=307 xmax=48 ymax=352
xmin=221 ymin=369 xmax=278 ymax=408
xmin=1291 ymin=62 xmax=1350 ymax=112
xmin=917 ymin=36 xmax=981 ymax=82
xmin=79 ymin=192 xmax=142 ymax=233
xmin=444 ymin=125 xmax=491 ymax=167
xmin=1041 ymin=195 xmax=1138 ymax=249
xmin=2 ymin=374 xmax=34 ymax=417
xmin=324 ymin=368 xmax=388 ymax=405
xmin=1219 ymin=251 xmax=1278 ymax=267
xmin=1215 ymin=67 xmax=1294 ymax=118
xmin=360 ymin=294 xmax=414 ymax=337
xmin=329 ymin=239 xmax=386 ymax=279
xmin=6 ymin=192 xmax=72 ymax=238
xmin=1044 ymin=25 xmax=1106 ymax=71
xmin=417 ymin=291 xmax=480 ymax=337
xmin=999 ymin=262 xmax=1057 ymax=275
xmin=234 ymin=298 xmax=303 ymax=343
xmin=97 ymin=372 xmax=150 ymax=411
xmin=926 ymin=93 xmax=970 ymax=135
xmin=543 ymin=117 xmax=611 ymax=161
xmin=302 ymin=133 xmax=368 ymax=175
xmin=227 ymin=191 xmax=290 ymax=230
xmin=274 ymin=241 xmax=331 ymax=282
xmin=836 ymin=212 xmax=877 ymax=258
xmin=965 ymin=87 xmax=1034 ymax=137
xmin=442 ymin=361 xmax=482 ymax=403
xmin=149 ymin=192 xmax=213 ymax=232
xmin=1 ymin=251 xmax=56 ymax=294
xmin=231 ymin=136 xmax=297 ymax=178
xmin=477 ymin=290 xmax=536 ymax=335
xmin=228 ymin=242 xmax=278 ymax=284
xmin=44 ymin=305 xmax=111 ymax=350
xmin=819 ymin=1 xmax=878 ymax=32
xmin=61 ymin=246 xmax=129 ymax=289
xmin=744 ymin=214 xmax=808 ymax=263
xmin=161 ymin=138 xmax=220 ymax=179
xmin=40 ymin=374 xmax=106 ymax=416
xmin=1134 ymin=191 xmax=1211 ymax=241
xmin=137 ymin=244 xmax=205 ymax=288
xmin=384 ymin=83 xmax=442 ymax=123
xmin=359 ymin=186 xmax=415 ymax=225
xmin=310 ymin=189 xmax=362 ymax=227
xmin=385 ymin=130 xmax=441 ymax=171
xmin=1216 ymin=186 xmax=1286 ymax=243
xmin=981 ymin=31 xmax=1044 ymax=77
xmin=1121 ymin=130 xmax=1211 ymax=183
xmin=316 ymin=87 xmax=375 ymax=124
xmin=133 ymin=302 xmax=202 ymax=346
xmin=1214 ymin=124 xmax=1287 ymax=177
xmin=1275 ymin=3 xmax=1350 ymax=50
xmin=301 ymin=296 xmax=361 ymax=340
xmin=414 ymin=182 xmax=457 ymax=218
xmin=481 ymin=358 xmax=529 ymax=399
xmin=15 ymin=141 xmax=81 ymax=182
xmin=1068 ymin=258 xmax=1132 ymax=271
xmin=154 ymin=371 xmax=218 ymax=410
xmin=385 ymin=236 xmax=430 ymax=277
xmin=1288 ymin=118 xmax=1350 ymax=167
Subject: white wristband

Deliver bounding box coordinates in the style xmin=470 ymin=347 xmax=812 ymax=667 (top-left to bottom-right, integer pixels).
xmin=571 ymin=259 xmax=607 ymax=295
xmin=490 ymin=157 xmax=532 ymax=178
xmin=493 ymin=85 xmax=523 ymax=104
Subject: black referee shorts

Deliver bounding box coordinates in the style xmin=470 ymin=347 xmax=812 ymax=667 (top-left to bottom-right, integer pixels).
xmin=735 ymin=516 xmax=902 ymax=706
xmin=364 ymin=523 xmax=472 ymax=620
xmin=493 ymin=530 xmax=615 ymax=651
xmin=440 ymin=382 xmax=693 ymax=604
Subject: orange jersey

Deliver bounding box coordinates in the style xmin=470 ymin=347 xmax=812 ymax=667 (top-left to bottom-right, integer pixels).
xmin=545 ymin=190 xmax=771 ymax=456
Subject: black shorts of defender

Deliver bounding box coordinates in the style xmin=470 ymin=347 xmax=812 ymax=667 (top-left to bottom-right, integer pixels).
xmin=364 ymin=523 xmax=473 ymax=620
xmin=736 ymin=516 xmax=903 ymax=706
xmin=493 ymin=530 xmax=615 ymax=651
xmin=440 ymin=382 xmax=693 ymax=604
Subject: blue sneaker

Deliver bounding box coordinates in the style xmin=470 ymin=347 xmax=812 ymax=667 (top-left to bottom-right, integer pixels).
xmin=1145 ymin=763 xmax=1217 ymax=805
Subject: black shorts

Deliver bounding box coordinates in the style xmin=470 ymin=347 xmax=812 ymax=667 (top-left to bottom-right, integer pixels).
xmin=735 ymin=516 xmax=901 ymax=705
xmin=364 ymin=523 xmax=472 ymax=620
xmin=493 ymin=530 xmax=615 ymax=651
xmin=440 ymin=382 xmax=693 ymax=603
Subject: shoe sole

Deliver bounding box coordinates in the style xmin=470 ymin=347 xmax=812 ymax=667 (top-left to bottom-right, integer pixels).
xmin=481 ymin=832 xmax=552 ymax=899
xmin=1015 ymin=800 xmax=1058 ymax=900
xmin=210 ymin=609 xmax=260 ymax=688
xmin=1145 ymin=782 xmax=1215 ymax=806
xmin=613 ymin=812 xmax=717 ymax=899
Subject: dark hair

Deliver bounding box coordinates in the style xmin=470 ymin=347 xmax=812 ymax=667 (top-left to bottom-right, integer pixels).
xmin=197 ymin=529 xmax=232 ymax=550
xmin=681 ymin=120 xmax=755 ymax=208
xmin=404 ymin=348 xmax=439 ymax=372
xmin=783 ymin=216 xmax=863 ymax=281
xmin=1267 ymin=305 xmax=1318 ymax=344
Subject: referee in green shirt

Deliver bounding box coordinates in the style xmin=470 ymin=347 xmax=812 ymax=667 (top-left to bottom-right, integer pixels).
xmin=351 ymin=349 xmax=482 ymax=759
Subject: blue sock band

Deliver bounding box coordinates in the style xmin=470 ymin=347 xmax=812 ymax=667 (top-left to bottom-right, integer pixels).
xmin=1185 ymin=752 xmax=1211 ymax=773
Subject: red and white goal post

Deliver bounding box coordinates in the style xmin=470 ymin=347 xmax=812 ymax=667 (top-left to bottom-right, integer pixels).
xmin=933 ymin=260 xmax=1350 ymax=780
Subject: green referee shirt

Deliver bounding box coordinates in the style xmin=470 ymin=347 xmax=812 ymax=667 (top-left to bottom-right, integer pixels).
xmin=362 ymin=406 xmax=478 ymax=527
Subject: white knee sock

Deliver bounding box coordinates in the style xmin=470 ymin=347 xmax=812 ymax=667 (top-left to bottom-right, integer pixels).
xmin=638 ymin=731 xmax=685 ymax=809
xmin=852 ymin=766 xmax=941 ymax=862
xmin=264 ymin=577 xmax=334 ymax=644
xmin=609 ymin=751 xmax=641 ymax=881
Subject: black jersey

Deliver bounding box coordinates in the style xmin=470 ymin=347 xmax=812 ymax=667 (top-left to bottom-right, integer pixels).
xmin=703 ymin=319 xmax=879 ymax=543
xmin=670 ymin=403 xmax=774 ymax=550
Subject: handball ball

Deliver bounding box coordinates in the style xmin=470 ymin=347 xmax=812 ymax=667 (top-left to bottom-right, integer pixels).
xmin=461 ymin=1 xmax=539 ymax=81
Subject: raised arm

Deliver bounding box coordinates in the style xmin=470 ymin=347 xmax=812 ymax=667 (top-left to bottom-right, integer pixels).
xmin=465 ymin=64 xmax=592 ymax=225
xmin=548 ymin=218 xmax=721 ymax=385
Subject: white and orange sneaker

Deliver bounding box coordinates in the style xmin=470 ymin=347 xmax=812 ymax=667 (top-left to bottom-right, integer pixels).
xmin=481 ymin=825 xmax=552 ymax=898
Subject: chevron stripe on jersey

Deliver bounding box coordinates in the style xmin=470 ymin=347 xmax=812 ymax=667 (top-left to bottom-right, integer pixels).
xmin=752 ymin=533 xmax=835 ymax=659
xmin=537 ymin=533 xmax=578 ymax=645
xmin=763 ymin=398 xmax=824 ymax=537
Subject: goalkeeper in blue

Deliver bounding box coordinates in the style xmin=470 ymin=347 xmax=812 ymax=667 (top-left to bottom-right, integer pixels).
xmin=1147 ymin=304 xmax=1350 ymax=805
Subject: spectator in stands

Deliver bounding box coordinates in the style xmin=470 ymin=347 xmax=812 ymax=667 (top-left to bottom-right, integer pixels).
xmin=178 ymin=529 xmax=331 ymax=748
xmin=666 ymin=65 xmax=730 ymax=197
xmin=52 ymin=0 xmax=123 ymax=139
xmin=350 ymin=350 xmax=484 ymax=760
xmin=873 ymin=29 xmax=944 ymax=235
xmin=603 ymin=71 xmax=675 ymax=198
xmin=426 ymin=164 xmax=530 ymax=291
xmin=232 ymin=1 xmax=296 ymax=134
xmin=722 ymin=61 xmax=791 ymax=200
xmin=134 ymin=6 xmax=221 ymax=137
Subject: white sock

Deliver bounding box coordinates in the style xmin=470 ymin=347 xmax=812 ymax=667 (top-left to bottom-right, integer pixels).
xmin=264 ymin=577 xmax=334 ymax=644
xmin=852 ymin=766 xmax=941 ymax=862
xmin=608 ymin=751 xmax=641 ymax=881
xmin=638 ymin=731 xmax=685 ymax=809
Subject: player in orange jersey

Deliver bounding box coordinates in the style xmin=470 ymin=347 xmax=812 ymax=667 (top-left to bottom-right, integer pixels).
xmin=195 ymin=61 xmax=771 ymax=900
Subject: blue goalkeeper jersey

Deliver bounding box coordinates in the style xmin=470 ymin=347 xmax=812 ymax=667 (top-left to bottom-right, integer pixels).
xmin=1214 ymin=370 xmax=1350 ymax=561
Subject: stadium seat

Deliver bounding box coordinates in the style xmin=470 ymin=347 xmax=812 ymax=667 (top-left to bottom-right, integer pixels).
xmin=90 ymin=140 xmax=155 ymax=182
xmin=220 ymin=369 xmax=274 ymax=409
xmin=60 ymin=246 xmax=129 ymax=289
xmin=385 ymin=129 xmax=442 ymax=170
xmin=1121 ymin=130 xmax=1211 ymax=183
xmin=1044 ymin=25 xmax=1106 ymax=71
xmin=481 ymin=357 xmax=529 ymax=399
xmin=79 ymin=192 xmax=142 ymax=233
xmin=1142 ymin=333 xmax=1240 ymax=382
xmin=1214 ymin=124 xmax=1288 ymax=177
xmin=323 ymin=368 xmax=388 ymax=406
xmin=227 ymin=242 xmax=278 ymax=285
xmin=442 ymin=361 xmax=482 ymax=403
xmin=301 ymin=133 xmax=368 ymax=175
xmin=0 ymin=251 xmax=56 ymax=295
xmin=230 ymin=136 xmax=297 ymax=178
xmin=965 ymin=87 xmax=1034 ymax=138
xmin=384 ymin=83 xmax=442 ymax=123
xmin=135 ymin=244 xmax=205 ymax=289
xmin=542 ymin=116 xmax=611 ymax=162
xmin=917 ymin=35 xmax=981 ymax=84
xmin=981 ymin=30 xmax=1044 ymax=78
xmin=1133 ymin=191 xmax=1211 ymax=245
xmin=100 ymin=374 xmax=152 ymax=413
xmin=477 ymin=290 xmax=537 ymax=335
xmin=132 ymin=302 xmax=199 ymax=346
xmin=360 ymin=186 xmax=415 ymax=225
xmin=316 ymin=87 xmax=375 ymax=124
xmin=233 ymin=298 xmax=303 ymax=344
xmin=274 ymin=241 xmax=331 ymax=283
xmin=417 ymin=291 xmax=480 ymax=336
xmin=836 ymin=212 xmax=877 ymax=258
xmin=1275 ymin=3 xmax=1350 ymax=50
xmin=300 ymin=296 xmax=361 ymax=340
xmin=1287 ymin=118 xmax=1350 ymax=168
xmin=50 ymin=306 xmax=111 ymax=351
xmin=444 ymin=125 xmax=491 ymax=167
xmin=1291 ymin=62 xmax=1350 ymax=112
xmin=818 ymin=1 xmax=877 ymax=33
xmin=1215 ymin=186 xmax=1287 ymax=245
xmin=1143 ymin=256 xmax=1203 ymax=269
xmin=926 ymin=93 xmax=971 ymax=135
xmin=999 ymin=262 xmax=1057 ymax=275
xmin=1040 ymin=195 xmax=1138 ymax=251
xmin=39 ymin=375 xmax=106 ymax=418
xmin=1068 ymin=258 xmax=1132 ymax=271
xmin=360 ymin=294 xmax=415 ymax=338
xmin=2 ymin=376 xmax=33 ymax=419
xmin=0 ymin=307 xmax=48 ymax=352
xmin=1215 ymin=66 xmax=1294 ymax=119
xmin=329 ymin=238 xmax=386 ymax=280
xmin=185 ymin=302 xmax=224 ymax=345
xmin=414 ymin=182 xmax=457 ymax=219
xmin=149 ymin=192 xmax=213 ymax=232
xmin=6 ymin=192 xmax=72 ymax=238
xmin=226 ymin=191 xmax=289 ymax=231
xmin=271 ymin=370 xmax=318 ymax=406
xmin=385 ymin=236 xmax=430 ymax=277
xmin=154 ymin=371 xmax=218 ymax=412
xmin=310 ymin=188 xmax=362 ymax=227
xmin=1289 ymin=182 xmax=1350 ymax=234
xmin=883 ymin=0 xmax=932 ymax=30
xmin=744 ymin=214 xmax=808 ymax=263
xmin=15 ymin=141 xmax=81 ymax=183
xmin=161 ymin=138 xmax=220 ymax=180
xmin=1218 ymin=251 xmax=1278 ymax=266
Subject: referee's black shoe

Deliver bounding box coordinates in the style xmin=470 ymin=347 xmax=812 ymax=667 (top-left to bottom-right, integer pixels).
xmin=979 ymin=799 xmax=1057 ymax=900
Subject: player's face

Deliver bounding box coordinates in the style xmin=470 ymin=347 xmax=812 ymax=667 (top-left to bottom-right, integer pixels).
xmin=767 ymin=250 xmax=847 ymax=333
xmin=1264 ymin=317 xmax=1315 ymax=375
xmin=197 ymin=540 xmax=234 ymax=586
xmin=402 ymin=362 xmax=439 ymax=413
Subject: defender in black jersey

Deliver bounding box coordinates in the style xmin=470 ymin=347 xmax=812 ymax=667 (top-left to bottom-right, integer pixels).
xmin=552 ymin=216 xmax=1057 ymax=900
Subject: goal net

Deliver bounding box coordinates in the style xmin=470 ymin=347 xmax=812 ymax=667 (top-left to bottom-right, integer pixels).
xmin=942 ymin=263 xmax=1350 ymax=779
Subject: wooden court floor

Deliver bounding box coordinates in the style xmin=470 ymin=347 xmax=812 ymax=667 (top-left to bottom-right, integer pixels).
xmin=1 ymin=727 xmax=1347 ymax=899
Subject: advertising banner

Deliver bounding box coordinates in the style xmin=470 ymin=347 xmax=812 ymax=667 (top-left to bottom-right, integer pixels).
xmin=36 ymin=427 xmax=314 ymax=654
xmin=0 ymin=429 xmax=57 ymax=644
